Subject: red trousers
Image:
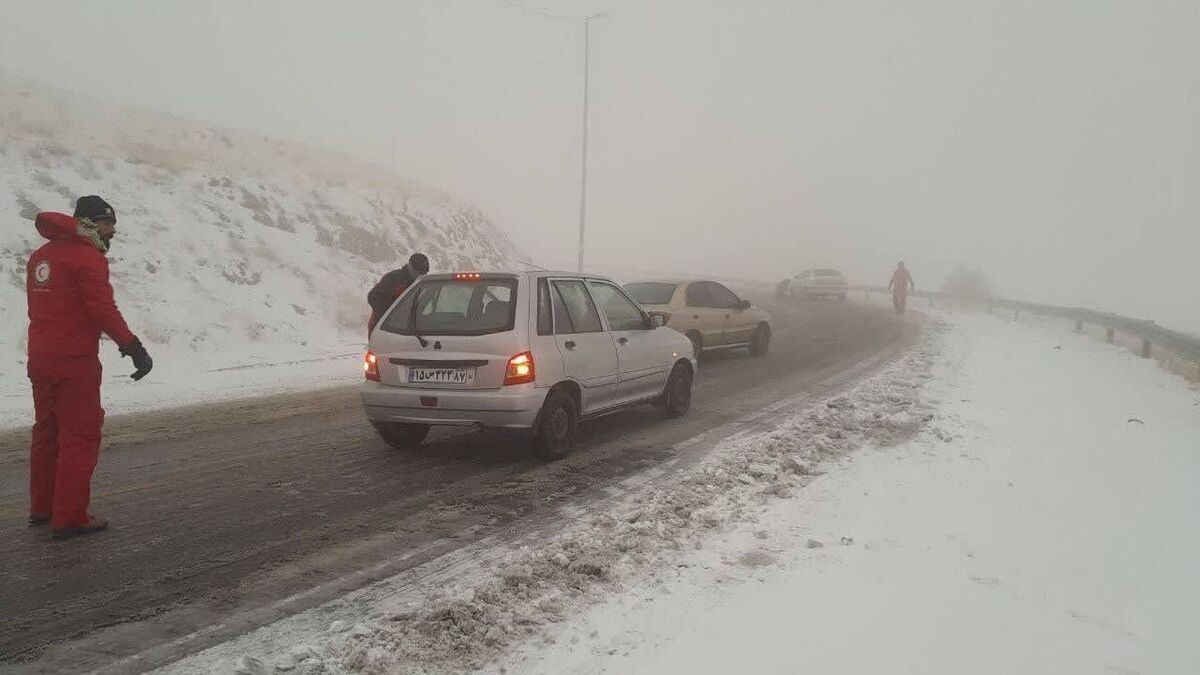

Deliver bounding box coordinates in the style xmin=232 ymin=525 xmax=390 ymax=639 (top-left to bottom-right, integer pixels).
xmin=893 ymin=291 xmax=908 ymax=314
xmin=28 ymin=356 xmax=104 ymax=529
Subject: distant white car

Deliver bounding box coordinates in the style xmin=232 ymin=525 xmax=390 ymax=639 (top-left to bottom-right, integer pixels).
xmin=362 ymin=271 xmax=696 ymax=459
xmin=793 ymin=268 xmax=847 ymax=300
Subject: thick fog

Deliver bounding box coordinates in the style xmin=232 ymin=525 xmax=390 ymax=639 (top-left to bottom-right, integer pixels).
xmin=2 ymin=0 xmax=1198 ymax=331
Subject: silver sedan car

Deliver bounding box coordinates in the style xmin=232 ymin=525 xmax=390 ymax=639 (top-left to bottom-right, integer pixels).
xmin=362 ymin=271 xmax=696 ymax=459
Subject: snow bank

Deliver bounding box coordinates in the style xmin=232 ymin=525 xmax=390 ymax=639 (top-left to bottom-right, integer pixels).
xmin=159 ymin=323 xmax=938 ymax=674
xmin=0 ymin=72 xmax=519 ymax=426
xmin=497 ymin=312 xmax=1200 ymax=675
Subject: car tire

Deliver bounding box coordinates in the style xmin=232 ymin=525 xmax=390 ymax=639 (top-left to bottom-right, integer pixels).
xmin=686 ymin=331 xmax=704 ymax=362
xmin=533 ymin=389 xmax=577 ymax=460
xmin=749 ymin=323 xmax=771 ymax=357
xmin=373 ymin=422 xmax=430 ymax=451
xmin=662 ymin=362 xmax=694 ymax=419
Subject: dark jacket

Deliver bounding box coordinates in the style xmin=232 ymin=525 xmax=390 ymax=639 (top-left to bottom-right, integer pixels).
xmin=367 ymin=264 xmax=422 ymax=331
xmin=26 ymin=212 xmax=137 ymax=361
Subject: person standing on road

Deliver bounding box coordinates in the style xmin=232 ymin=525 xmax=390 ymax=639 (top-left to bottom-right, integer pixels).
xmin=367 ymin=252 xmax=430 ymax=334
xmin=888 ymin=261 xmax=915 ymax=314
xmin=26 ymin=196 xmax=153 ymax=539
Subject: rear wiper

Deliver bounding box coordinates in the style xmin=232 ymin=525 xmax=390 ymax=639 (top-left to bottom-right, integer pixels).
xmin=408 ymin=289 xmax=430 ymax=348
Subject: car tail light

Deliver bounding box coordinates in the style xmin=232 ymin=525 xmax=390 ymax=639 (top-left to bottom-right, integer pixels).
xmin=453 ymin=272 xmax=482 ymax=281
xmin=364 ymin=351 xmax=380 ymax=381
xmin=504 ymin=351 xmax=535 ymax=386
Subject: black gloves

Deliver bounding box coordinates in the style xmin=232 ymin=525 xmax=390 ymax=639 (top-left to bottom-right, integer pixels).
xmin=120 ymin=338 xmax=154 ymax=381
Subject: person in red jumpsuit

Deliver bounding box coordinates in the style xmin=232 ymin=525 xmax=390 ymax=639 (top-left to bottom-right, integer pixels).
xmin=26 ymin=196 xmax=153 ymax=539
xmin=888 ymin=261 xmax=915 ymax=314
xmin=366 ymin=253 xmax=430 ymax=335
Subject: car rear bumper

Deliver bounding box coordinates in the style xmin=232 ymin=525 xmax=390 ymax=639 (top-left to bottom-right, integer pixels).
xmin=361 ymin=381 xmax=547 ymax=429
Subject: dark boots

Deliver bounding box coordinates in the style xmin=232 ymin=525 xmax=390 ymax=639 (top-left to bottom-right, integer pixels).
xmin=51 ymin=515 xmax=109 ymax=540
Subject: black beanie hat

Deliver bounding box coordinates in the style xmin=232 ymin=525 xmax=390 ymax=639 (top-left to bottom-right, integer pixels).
xmin=409 ymin=253 xmax=430 ymax=274
xmin=74 ymin=195 xmax=116 ymax=222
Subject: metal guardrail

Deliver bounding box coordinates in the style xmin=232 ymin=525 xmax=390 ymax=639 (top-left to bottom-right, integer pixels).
xmin=849 ymin=285 xmax=1200 ymax=364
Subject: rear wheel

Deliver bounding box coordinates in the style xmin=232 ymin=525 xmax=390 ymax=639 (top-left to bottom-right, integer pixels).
xmin=533 ymin=389 xmax=578 ymax=460
xmin=372 ymin=422 xmax=430 ymax=451
xmin=749 ymin=323 xmax=771 ymax=357
xmin=662 ymin=363 xmax=694 ymax=419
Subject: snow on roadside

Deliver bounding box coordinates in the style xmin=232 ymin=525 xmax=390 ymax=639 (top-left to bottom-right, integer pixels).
xmin=174 ymin=322 xmax=940 ymax=675
xmin=491 ymin=311 xmax=1200 ymax=675
xmin=0 ymin=73 xmax=517 ymax=429
xmin=0 ymin=341 xmax=363 ymax=429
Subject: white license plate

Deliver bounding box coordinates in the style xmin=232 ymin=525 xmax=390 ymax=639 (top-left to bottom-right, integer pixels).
xmin=407 ymin=367 xmax=475 ymax=385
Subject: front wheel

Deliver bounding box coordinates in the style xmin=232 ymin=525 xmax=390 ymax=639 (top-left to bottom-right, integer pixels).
xmin=533 ymin=389 xmax=578 ymax=460
xmin=662 ymin=363 xmax=694 ymax=419
xmin=373 ymin=422 xmax=430 ymax=451
xmin=749 ymin=323 xmax=771 ymax=357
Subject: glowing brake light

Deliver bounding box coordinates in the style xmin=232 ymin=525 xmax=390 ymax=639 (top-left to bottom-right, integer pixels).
xmin=453 ymin=272 xmax=482 ymax=281
xmin=503 ymin=351 xmax=536 ymax=386
xmin=364 ymin=351 xmax=380 ymax=381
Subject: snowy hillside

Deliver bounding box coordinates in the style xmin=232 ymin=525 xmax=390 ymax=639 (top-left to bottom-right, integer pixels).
xmin=0 ymin=72 xmax=519 ymax=388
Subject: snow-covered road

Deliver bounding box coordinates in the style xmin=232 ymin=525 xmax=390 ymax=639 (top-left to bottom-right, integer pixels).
xmin=499 ymin=312 xmax=1200 ymax=675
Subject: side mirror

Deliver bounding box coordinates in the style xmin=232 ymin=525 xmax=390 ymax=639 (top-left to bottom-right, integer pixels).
xmin=739 ymin=299 xmax=752 ymax=310
xmin=648 ymin=311 xmax=669 ymax=328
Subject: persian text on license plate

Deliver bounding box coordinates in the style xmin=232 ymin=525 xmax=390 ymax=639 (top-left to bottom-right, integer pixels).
xmin=407 ymin=367 xmax=475 ymax=385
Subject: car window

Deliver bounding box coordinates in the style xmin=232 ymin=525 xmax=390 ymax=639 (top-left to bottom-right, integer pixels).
xmin=422 ymin=283 xmax=472 ymax=316
xmin=477 ymin=285 xmax=512 ymax=331
xmin=625 ymin=282 xmax=677 ymax=306
xmin=590 ymin=281 xmax=647 ymax=332
xmin=381 ymin=278 xmax=517 ymax=336
xmin=685 ymin=282 xmax=713 ymax=308
xmin=551 ymin=280 xmax=603 ymax=334
xmin=551 ymin=284 xmax=574 ymax=333
xmin=709 ymin=283 xmax=743 ymax=309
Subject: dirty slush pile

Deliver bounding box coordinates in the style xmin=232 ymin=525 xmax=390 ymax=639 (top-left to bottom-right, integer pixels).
xmin=235 ymin=330 xmax=942 ymax=675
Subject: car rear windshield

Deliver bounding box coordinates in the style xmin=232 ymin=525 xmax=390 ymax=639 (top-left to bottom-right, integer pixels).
xmin=379 ymin=277 xmax=517 ymax=336
xmin=624 ymin=282 xmax=677 ymax=305
xmin=814 ymin=269 xmax=843 ymax=277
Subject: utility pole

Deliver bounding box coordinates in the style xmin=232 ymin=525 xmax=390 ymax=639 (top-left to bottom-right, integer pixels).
xmin=577 ymin=13 xmax=604 ymax=272
xmin=498 ymin=3 xmax=605 ymax=272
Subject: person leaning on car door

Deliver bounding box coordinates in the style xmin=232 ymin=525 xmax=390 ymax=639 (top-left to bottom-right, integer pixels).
xmin=366 ymin=252 xmax=430 ymax=335
xmin=25 ymin=196 xmax=153 ymax=540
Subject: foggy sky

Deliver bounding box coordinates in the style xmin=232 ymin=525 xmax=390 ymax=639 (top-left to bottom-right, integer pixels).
xmin=2 ymin=0 xmax=1198 ymax=331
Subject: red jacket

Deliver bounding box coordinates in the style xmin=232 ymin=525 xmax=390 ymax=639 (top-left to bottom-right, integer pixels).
xmin=26 ymin=212 xmax=137 ymax=360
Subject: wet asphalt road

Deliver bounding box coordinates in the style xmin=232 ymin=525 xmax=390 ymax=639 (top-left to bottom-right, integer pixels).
xmin=0 ymin=298 xmax=916 ymax=673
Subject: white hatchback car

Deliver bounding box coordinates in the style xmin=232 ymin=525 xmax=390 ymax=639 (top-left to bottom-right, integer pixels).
xmin=793 ymin=268 xmax=848 ymax=299
xmin=362 ymin=271 xmax=697 ymax=459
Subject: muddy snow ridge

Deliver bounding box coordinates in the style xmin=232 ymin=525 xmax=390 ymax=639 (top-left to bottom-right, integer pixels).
xmin=233 ymin=329 xmax=942 ymax=675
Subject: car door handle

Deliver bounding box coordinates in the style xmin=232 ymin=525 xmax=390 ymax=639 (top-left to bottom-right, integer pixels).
xmin=618 ymin=337 xmax=629 ymax=345
xmin=564 ymin=340 xmax=576 ymax=350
